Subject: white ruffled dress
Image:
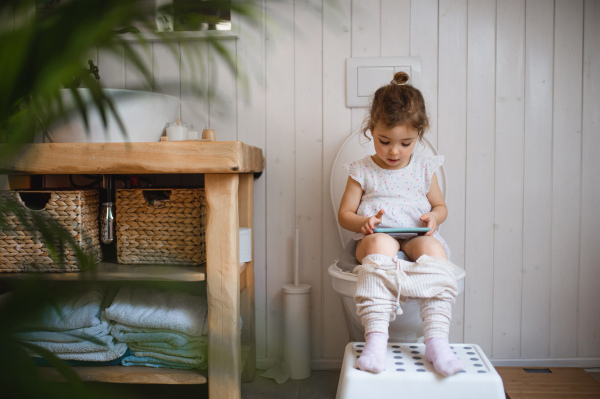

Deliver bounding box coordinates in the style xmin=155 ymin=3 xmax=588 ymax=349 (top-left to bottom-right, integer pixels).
xmin=344 ymin=154 xmax=451 ymax=259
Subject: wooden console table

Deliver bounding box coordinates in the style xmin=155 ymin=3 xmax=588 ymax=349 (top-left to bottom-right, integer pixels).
xmin=0 ymin=137 xmax=264 ymax=399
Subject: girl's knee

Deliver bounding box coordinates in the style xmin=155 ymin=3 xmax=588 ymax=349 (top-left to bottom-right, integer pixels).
xmin=403 ymin=236 xmax=446 ymax=260
xmin=357 ymin=233 xmax=400 ymax=260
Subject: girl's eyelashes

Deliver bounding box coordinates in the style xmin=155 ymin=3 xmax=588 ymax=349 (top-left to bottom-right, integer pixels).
xmin=379 ymin=140 xmax=390 ymax=145
xmin=402 ymin=142 xmax=411 ymax=147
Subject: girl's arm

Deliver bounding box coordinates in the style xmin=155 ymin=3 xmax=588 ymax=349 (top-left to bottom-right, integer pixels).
xmin=338 ymin=177 xmax=381 ymax=234
xmin=421 ymin=173 xmax=448 ymax=236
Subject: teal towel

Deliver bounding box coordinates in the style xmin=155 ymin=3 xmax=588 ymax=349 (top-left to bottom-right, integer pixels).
xmin=122 ymin=354 xmax=206 ymax=370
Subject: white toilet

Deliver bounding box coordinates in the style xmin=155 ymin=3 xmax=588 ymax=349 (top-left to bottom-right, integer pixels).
xmin=327 ymin=131 xmax=466 ymax=342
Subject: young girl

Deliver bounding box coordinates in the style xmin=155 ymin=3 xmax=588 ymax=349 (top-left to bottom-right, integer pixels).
xmin=338 ymin=71 xmax=464 ymax=376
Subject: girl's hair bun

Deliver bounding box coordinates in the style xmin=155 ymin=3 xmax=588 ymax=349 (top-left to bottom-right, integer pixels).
xmin=392 ymin=71 xmax=410 ymax=85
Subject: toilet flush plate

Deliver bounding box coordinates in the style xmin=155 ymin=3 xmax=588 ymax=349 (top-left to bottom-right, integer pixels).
xmin=346 ymin=57 xmax=422 ymax=108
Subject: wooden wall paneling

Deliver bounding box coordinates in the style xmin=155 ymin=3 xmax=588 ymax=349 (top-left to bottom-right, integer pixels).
xmin=464 ymin=0 xmax=496 ymax=355
xmin=294 ymin=0 xmax=324 ymax=359
xmin=208 ymin=39 xmax=238 ymax=141
xmin=493 ymin=0 xmax=525 ymax=359
xmin=98 ymin=44 xmax=125 ymax=89
xmin=236 ymin=0 xmax=268 ymax=361
xmin=578 ymin=0 xmax=600 ymax=357
xmin=521 ymin=0 xmax=554 ymax=359
xmin=550 ymin=0 xmax=583 ymax=358
xmin=180 ymin=41 xmax=209 ymax=135
xmin=437 ymin=0 xmax=468 ymax=344
xmin=124 ymin=42 xmax=153 ymax=91
xmin=264 ymin=0 xmax=296 ymax=362
xmin=380 ymin=0 xmax=410 ymax=56
xmin=410 ymin=0 xmax=439 ymax=145
xmin=321 ymin=0 xmax=352 ymax=360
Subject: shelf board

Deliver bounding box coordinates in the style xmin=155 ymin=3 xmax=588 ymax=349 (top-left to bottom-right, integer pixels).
xmin=0 ymin=141 xmax=264 ymax=175
xmin=0 ymin=262 xmax=206 ymax=282
xmin=38 ymin=365 xmax=207 ymax=385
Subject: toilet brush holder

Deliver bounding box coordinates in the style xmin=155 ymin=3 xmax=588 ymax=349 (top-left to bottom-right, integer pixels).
xmin=283 ymin=283 xmax=312 ymax=379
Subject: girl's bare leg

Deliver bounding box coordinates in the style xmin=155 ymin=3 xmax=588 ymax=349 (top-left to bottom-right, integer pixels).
xmin=400 ymin=235 xmax=447 ymax=261
xmin=356 ymin=233 xmax=400 ymax=262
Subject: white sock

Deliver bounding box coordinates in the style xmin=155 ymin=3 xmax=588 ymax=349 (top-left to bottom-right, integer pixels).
xmin=356 ymin=332 xmax=388 ymax=373
xmin=425 ymin=337 xmax=465 ymax=376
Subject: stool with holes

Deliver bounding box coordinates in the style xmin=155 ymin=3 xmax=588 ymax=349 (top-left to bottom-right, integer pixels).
xmin=336 ymin=342 xmax=505 ymax=399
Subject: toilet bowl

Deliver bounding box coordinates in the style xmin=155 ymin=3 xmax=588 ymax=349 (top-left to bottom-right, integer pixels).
xmin=328 ymin=131 xmax=466 ymax=342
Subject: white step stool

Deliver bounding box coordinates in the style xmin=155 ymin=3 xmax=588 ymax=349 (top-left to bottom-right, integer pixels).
xmin=336 ymin=342 xmax=505 ymax=399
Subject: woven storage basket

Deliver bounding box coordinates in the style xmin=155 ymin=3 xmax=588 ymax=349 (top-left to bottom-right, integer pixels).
xmin=116 ymin=188 xmax=206 ymax=265
xmin=0 ymin=189 xmax=102 ymax=272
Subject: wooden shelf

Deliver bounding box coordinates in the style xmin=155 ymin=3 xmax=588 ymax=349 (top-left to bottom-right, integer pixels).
xmin=0 ymin=262 xmax=253 ymax=282
xmin=1 ymin=140 xmax=262 ymax=398
xmin=0 ymin=262 xmax=206 ymax=282
xmin=0 ymin=141 xmax=264 ymax=175
xmin=38 ymin=366 xmax=207 ymax=385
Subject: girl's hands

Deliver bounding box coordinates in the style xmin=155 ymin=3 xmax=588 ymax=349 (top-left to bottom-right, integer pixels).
xmin=419 ymin=213 xmax=438 ymax=236
xmin=361 ymin=209 xmax=384 ymax=235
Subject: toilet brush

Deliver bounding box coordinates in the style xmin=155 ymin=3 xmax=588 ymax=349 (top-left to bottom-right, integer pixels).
xmin=282 ymin=228 xmax=312 ymax=379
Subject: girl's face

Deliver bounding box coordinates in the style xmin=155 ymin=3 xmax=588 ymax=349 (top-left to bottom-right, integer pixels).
xmin=371 ymin=124 xmax=419 ymax=170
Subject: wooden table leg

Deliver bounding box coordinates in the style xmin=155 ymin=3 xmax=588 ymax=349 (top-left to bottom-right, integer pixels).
xmin=205 ymin=173 xmax=241 ymax=399
xmin=238 ymin=173 xmax=256 ymax=382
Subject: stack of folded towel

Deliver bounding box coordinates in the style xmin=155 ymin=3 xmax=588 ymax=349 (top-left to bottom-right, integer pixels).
xmin=105 ymin=285 xmax=208 ymax=370
xmin=13 ymin=289 xmax=127 ymax=365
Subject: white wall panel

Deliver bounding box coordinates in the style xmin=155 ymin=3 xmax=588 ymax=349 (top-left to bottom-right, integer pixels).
xmin=464 ymin=0 xmax=496 ymax=356
xmin=294 ymin=0 xmax=324 ymax=358
xmin=180 ymin=41 xmax=209 ymax=134
xmin=98 ymin=45 xmax=125 ymax=89
xmin=208 ymin=40 xmax=237 ymax=141
xmin=521 ymin=0 xmax=554 ymax=359
xmin=264 ymin=0 xmax=296 ymax=361
xmin=322 ymin=0 xmax=353 ymax=360
xmin=124 ymin=42 xmax=153 ymax=91
xmin=578 ymin=0 xmax=600 ymax=358
xmin=410 ymin=0 xmax=438 ymax=145
xmin=380 ymin=0 xmax=410 ymax=56
xmin=493 ymin=0 xmax=525 ymax=359
xmin=550 ymin=0 xmax=583 ymax=358
xmin=438 ymin=0 xmax=467 ymax=344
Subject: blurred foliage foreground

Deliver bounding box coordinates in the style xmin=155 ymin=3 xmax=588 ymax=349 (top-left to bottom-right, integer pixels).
xmin=0 ymin=1 xmax=260 ymax=397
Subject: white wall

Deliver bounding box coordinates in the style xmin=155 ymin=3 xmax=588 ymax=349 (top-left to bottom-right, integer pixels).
xmin=95 ymin=0 xmax=600 ymax=367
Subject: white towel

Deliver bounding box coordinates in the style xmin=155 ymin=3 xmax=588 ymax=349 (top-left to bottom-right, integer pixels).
xmin=28 ymin=342 xmax=127 ymax=362
xmin=25 ymin=335 xmax=117 ymax=353
xmin=105 ymin=286 xmax=207 ymax=337
xmin=14 ymin=322 xmax=111 ymax=343
xmin=17 ymin=290 xmax=103 ymax=331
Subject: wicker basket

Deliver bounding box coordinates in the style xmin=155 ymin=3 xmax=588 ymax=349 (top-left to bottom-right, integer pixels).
xmin=0 ymin=189 xmax=102 ymax=272
xmin=116 ymin=188 xmax=206 ymax=265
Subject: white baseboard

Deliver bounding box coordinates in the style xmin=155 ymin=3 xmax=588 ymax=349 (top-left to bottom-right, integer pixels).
xmin=257 ymin=357 xmax=600 ymax=371
xmin=489 ymin=358 xmax=600 ymax=368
